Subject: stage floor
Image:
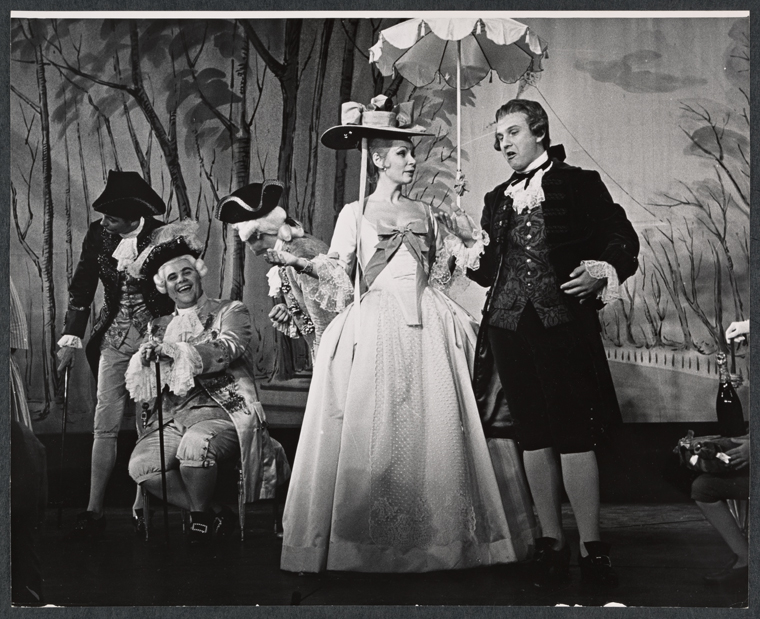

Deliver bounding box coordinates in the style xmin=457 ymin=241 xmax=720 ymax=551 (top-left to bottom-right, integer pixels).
xmin=27 ymin=503 xmax=748 ymax=609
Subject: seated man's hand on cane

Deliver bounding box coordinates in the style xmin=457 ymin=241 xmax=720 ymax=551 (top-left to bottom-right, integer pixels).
xmin=139 ymin=342 xmax=170 ymax=367
xmin=56 ymin=347 xmax=76 ymax=373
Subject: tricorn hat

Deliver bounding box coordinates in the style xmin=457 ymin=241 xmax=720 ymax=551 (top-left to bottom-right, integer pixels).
xmin=320 ymin=96 xmax=429 ymax=151
xmin=128 ymin=220 xmax=204 ymax=282
xmin=93 ymin=170 xmax=167 ymax=219
xmin=214 ymin=180 xmax=285 ymax=224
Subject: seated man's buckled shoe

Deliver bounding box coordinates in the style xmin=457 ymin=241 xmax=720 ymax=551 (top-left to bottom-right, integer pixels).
xmin=66 ymin=511 xmax=107 ymax=541
xmin=187 ymin=511 xmax=213 ymax=545
xmin=579 ymin=541 xmax=619 ymax=589
xmin=532 ymin=537 xmax=571 ymax=589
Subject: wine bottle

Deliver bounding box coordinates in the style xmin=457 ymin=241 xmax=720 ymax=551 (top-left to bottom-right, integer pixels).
xmin=716 ymin=352 xmax=745 ymax=437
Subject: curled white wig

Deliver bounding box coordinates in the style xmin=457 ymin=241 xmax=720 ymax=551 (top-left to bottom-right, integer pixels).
xmin=232 ymin=206 xmax=304 ymax=244
xmin=153 ymin=254 xmax=209 ymax=294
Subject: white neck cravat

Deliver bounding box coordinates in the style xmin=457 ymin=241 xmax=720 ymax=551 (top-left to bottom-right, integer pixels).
xmin=163 ymin=295 xmax=207 ymax=344
xmin=505 ymin=152 xmax=552 ymax=215
xmin=111 ymin=217 xmax=145 ymax=272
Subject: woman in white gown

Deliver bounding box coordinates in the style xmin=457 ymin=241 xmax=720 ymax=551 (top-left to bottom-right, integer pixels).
xmin=272 ymin=100 xmax=527 ymax=573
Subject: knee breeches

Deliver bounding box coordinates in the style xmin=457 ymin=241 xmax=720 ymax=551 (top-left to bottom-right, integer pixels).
xmin=128 ymin=418 xmax=239 ymax=484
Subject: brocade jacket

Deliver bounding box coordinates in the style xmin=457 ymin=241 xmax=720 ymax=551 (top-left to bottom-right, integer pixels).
xmin=63 ymin=217 xmax=174 ymax=376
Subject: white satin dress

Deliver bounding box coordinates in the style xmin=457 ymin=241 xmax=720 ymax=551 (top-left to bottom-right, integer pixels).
xmin=280 ymin=201 xmax=527 ymax=573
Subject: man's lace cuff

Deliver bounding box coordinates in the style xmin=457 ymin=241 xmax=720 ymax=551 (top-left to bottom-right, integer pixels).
xmin=581 ymin=260 xmax=621 ymax=304
xmin=57 ymin=335 xmax=83 ymax=348
xmin=301 ymin=255 xmax=353 ymax=313
xmin=161 ymin=342 xmax=203 ymax=397
xmin=430 ymin=231 xmax=489 ymax=292
xmin=125 ymin=342 xmax=203 ymax=402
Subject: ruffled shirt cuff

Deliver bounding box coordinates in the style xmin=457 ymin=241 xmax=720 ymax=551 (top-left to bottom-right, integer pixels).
xmin=58 ymin=335 xmax=83 ymax=348
xmin=581 ymin=260 xmax=621 ymax=304
xmin=301 ymin=254 xmax=354 ymax=313
xmin=125 ymin=341 xmax=204 ymax=403
xmin=430 ymin=230 xmax=489 ymax=291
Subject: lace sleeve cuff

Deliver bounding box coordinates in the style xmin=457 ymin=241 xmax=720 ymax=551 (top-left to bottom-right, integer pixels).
xmin=430 ymin=231 xmax=489 ymax=292
xmin=301 ymin=254 xmax=354 ymax=313
xmin=125 ymin=349 xmax=157 ymax=403
xmin=161 ymin=341 xmax=204 ymax=397
xmin=125 ymin=342 xmax=203 ymax=402
xmin=58 ymin=335 xmax=83 ymax=349
xmin=582 ymin=260 xmax=621 ymax=304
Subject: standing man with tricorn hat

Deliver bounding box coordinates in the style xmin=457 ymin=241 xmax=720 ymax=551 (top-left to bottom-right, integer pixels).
xmin=57 ymin=170 xmax=174 ymax=540
xmin=215 ymin=180 xmax=339 ymax=362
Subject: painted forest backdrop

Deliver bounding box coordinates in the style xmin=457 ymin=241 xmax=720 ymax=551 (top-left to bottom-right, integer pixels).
xmin=9 ymin=16 xmax=749 ymax=432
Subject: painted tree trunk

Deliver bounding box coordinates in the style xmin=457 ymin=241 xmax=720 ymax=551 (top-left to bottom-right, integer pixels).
xmin=333 ymin=19 xmax=358 ymax=220
xmin=35 ymin=42 xmax=56 ymax=410
xmin=128 ymin=21 xmax=191 ymax=218
xmin=224 ymin=30 xmax=252 ymax=302
xmin=303 ymin=19 xmax=334 ymax=231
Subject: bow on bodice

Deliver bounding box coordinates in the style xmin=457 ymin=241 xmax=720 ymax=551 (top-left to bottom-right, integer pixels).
xmin=363 ymin=219 xmax=431 ymax=289
xmin=362 ymin=217 xmax=434 ymax=326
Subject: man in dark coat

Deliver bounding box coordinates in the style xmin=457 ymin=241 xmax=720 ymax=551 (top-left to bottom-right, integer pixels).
xmin=468 ymin=99 xmax=639 ymax=589
xmin=57 ymin=170 xmax=174 ymax=539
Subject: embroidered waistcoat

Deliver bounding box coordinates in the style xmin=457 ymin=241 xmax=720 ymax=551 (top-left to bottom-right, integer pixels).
xmin=488 ymin=196 xmax=573 ymax=331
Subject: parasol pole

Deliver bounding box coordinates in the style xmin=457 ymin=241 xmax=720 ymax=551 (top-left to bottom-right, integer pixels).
xmin=354 ymin=137 xmax=369 ymax=346
xmin=456 ymin=40 xmax=462 ymax=212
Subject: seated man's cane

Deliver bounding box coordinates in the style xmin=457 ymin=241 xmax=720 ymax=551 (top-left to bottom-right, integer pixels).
xmin=154 ymin=359 xmax=170 ymax=544
xmin=56 ymin=366 xmax=70 ymax=529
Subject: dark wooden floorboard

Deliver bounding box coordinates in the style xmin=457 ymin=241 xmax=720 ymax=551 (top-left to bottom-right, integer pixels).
xmin=27 ymin=503 xmax=748 ymax=608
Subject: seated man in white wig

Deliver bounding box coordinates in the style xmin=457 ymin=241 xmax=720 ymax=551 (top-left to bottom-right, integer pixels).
xmin=125 ymin=221 xmax=290 ymax=543
xmin=215 ymin=181 xmax=340 ymax=362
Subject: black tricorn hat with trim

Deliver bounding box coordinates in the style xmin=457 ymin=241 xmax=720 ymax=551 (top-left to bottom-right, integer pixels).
xmin=128 ymin=220 xmax=204 ymax=282
xmin=93 ymin=170 xmax=166 ymax=219
xmin=214 ymin=180 xmax=285 ymax=224
xmin=139 ymin=237 xmax=201 ymax=284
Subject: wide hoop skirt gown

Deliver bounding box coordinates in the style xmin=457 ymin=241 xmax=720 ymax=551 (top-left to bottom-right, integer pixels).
xmin=280 ymin=202 xmax=528 ymax=573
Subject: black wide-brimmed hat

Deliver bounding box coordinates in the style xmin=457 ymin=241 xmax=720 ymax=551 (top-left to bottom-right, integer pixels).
xmin=214 ymin=180 xmax=285 ymax=224
xmin=129 ymin=220 xmax=204 ymax=282
xmin=320 ymin=98 xmax=429 ymax=151
xmin=93 ymin=170 xmax=166 ymax=219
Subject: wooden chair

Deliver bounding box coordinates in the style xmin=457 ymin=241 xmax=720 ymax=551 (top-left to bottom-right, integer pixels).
xmin=140 ymin=461 xmax=283 ymax=542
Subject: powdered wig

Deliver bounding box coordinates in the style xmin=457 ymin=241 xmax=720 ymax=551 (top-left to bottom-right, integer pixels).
xmin=153 ymin=254 xmax=208 ymax=294
xmin=232 ymin=206 xmax=304 ymax=244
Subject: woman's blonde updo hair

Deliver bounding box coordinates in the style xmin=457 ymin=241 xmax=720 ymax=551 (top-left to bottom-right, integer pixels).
xmin=367 ymin=137 xmax=413 ymax=183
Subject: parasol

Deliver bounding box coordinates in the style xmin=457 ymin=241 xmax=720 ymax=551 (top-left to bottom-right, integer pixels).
xmin=370 ymin=17 xmax=548 ymax=209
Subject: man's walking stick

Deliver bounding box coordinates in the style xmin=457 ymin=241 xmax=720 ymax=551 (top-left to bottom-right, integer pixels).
xmin=154 ymin=359 xmax=171 ymax=544
xmin=56 ymin=366 xmax=71 ymax=529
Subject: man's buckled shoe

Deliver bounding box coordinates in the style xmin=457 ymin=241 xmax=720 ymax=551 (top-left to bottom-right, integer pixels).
xmin=66 ymin=511 xmax=107 ymax=541
xmin=532 ymin=537 xmax=571 ymax=589
xmin=187 ymin=512 xmax=213 ymax=545
xmin=579 ymin=541 xmax=619 ymax=589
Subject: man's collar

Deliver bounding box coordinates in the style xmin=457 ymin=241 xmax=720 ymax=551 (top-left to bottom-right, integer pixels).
xmin=522 ymin=151 xmax=549 ymax=174
xmin=175 ymin=293 xmax=208 ymax=315
xmin=120 ymin=217 xmax=145 ymax=239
